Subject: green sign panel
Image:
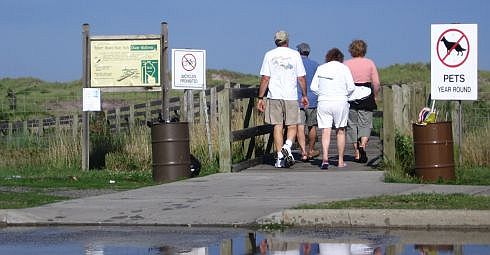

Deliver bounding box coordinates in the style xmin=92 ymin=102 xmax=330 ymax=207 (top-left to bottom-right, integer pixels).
xmin=141 ymin=60 xmax=159 ymax=84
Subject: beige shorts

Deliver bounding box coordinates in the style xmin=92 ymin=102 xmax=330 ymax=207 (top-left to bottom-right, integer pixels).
xmin=265 ymin=99 xmax=300 ymax=126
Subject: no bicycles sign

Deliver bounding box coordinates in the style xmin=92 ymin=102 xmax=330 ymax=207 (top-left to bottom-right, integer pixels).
xmin=431 ymin=24 xmax=478 ymax=100
xmin=172 ymin=49 xmax=206 ymax=90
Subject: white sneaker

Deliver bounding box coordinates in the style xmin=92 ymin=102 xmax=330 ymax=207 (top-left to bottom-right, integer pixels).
xmin=275 ymin=158 xmax=286 ymax=168
xmin=281 ymin=145 xmax=295 ymax=167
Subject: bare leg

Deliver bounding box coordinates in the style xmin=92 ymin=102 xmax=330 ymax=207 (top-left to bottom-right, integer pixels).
xmin=336 ymin=127 xmax=346 ymax=166
xmin=353 ymin=142 xmax=359 ymax=160
xmin=321 ymin=128 xmax=331 ymax=163
xmin=273 ymin=124 xmax=284 ymax=157
xmin=307 ymin=126 xmax=317 ymax=157
xmin=286 ymin=124 xmax=297 ymax=145
xmin=297 ymin=124 xmax=307 ymax=159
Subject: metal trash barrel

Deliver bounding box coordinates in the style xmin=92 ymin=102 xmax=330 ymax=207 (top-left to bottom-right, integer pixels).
xmin=151 ymin=122 xmax=191 ymax=182
xmin=412 ymin=121 xmax=455 ymax=181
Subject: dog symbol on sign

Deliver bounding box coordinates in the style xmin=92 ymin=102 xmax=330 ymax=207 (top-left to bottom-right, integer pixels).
xmin=440 ymin=36 xmax=466 ymax=56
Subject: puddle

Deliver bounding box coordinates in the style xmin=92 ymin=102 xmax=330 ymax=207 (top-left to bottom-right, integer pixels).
xmin=0 ymin=226 xmax=488 ymax=254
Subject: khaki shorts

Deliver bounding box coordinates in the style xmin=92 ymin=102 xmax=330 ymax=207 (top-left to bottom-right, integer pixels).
xmin=299 ymin=108 xmax=318 ymax=126
xmin=265 ymin=99 xmax=300 ymax=126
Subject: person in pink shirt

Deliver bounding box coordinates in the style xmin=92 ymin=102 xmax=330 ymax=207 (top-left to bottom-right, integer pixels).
xmin=344 ymin=39 xmax=380 ymax=163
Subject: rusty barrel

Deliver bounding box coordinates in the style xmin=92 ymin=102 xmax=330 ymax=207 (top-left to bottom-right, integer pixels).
xmin=412 ymin=121 xmax=455 ymax=181
xmin=151 ymin=122 xmax=191 ymax=182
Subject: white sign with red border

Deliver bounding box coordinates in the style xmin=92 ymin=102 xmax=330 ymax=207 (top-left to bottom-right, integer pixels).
xmin=172 ymin=49 xmax=206 ymax=90
xmin=431 ymin=24 xmax=478 ymax=100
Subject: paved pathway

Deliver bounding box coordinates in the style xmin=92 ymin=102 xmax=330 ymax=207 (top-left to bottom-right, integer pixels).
xmin=2 ymin=132 xmax=490 ymax=228
xmin=2 ymin=157 xmax=489 ymax=228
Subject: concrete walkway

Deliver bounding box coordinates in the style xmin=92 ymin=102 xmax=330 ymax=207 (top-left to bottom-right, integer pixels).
xmin=1 ymin=159 xmax=490 ymax=229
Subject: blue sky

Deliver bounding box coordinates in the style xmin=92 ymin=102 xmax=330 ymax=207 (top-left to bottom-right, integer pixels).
xmin=0 ymin=0 xmax=488 ymax=82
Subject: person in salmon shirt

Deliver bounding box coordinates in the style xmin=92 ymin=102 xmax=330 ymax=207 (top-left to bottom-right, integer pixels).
xmin=344 ymin=39 xmax=380 ymax=164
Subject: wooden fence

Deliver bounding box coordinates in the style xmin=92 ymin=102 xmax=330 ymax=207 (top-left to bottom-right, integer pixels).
xmin=381 ymin=83 xmax=464 ymax=163
xmin=3 ymin=82 xmax=464 ymax=171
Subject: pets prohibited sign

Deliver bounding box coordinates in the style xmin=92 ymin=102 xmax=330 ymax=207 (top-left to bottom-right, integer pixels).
xmin=172 ymin=49 xmax=206 ymax=90
xmin=431 ymin=24 xmax=478 ymax=100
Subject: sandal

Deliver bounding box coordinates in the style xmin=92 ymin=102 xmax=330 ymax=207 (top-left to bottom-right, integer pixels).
xmin=307 ymin=150 xmax=320 ymax=160
xmin=320 ymin=162 xmax=329 ymax=170
xmin=359 ymin=147 xmax=368 ymax=163
xmin=338 ymin=162 xmax=347 ymax=168
xmin=301 ymin=155 xmax=309 ymax=162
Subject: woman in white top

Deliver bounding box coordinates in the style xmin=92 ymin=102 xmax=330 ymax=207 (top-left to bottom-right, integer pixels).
xmin=310 ymin=48 xmax=355 ymax=169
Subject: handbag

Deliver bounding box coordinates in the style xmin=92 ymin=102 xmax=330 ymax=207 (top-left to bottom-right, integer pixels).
xmin=349 ymin=82 xmax=377 ymax=111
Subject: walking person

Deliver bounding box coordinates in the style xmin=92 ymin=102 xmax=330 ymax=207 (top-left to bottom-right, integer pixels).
xmin=311 ymin=48 xmax=355 ymax=169
xmin=257 ymin=30 xmax=308 ymax=168
xmin=345 ymin=39 xmax=380 ymax=163
xmin=295 ymin=42 xmax=319 ymax=162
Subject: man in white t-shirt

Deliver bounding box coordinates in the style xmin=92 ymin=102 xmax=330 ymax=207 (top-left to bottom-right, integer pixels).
xmin=257 ymin=30 xmax=308 ymax=168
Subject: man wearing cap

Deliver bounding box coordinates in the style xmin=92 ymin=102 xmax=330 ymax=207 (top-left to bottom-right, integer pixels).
xmin=257 ymin=30 xmax=308 ymax=168
xmin=296 ymin=42 xmax=319 ymax=162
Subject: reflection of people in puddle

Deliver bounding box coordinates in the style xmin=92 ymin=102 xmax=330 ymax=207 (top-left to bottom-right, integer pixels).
xmin=319 ymin=243 xmax=350 ymax=255
xmin=259 ymin=239 xmax=268 ymax=255
xmin=319 ymin=243 xmax=383 ymax=255
xmin=268 ymin=239 xmax=300 ymax=255
xmin=415 ymin=244 xmax=453 ymax=255
xmin=372 ymin=246 xmax=383 ymax=255
xmin=300 ymin=242 xmax=319 ymax=255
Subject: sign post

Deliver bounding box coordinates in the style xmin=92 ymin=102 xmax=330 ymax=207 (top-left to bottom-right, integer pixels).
xmin=431 ymin=23 xmax=478 ymax=165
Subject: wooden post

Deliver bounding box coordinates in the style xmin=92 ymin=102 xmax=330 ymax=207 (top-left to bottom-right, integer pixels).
xmin=392 ymin=85 xmax=402 ymax=133
xmin=199 ymin=90 xmax=206 ymax=126
xmin=180 ymin=94 xmax=187 ymax=122
xmin=129 ymin=105 xmax=135 ymax=130
xmin=220 ymin=239 xmax=232 ymax=255
xmin=201 ymin=90 xmax=213 ymax=160
xmin=457 ymin=100 xmax=463 ymax=165
xmin=72 ymin=114 xmax=79 ymax=138
xmin=38 ymin=118 xmax=44 ymax=136
xmin=382 ymin=86 xmax=395 ymax=163
xmin=218 ymin=85 xmax=231 ymax=172
xmin=7 ymin=122 xmax=12 ymax=142
xmin=145 ymin=101 xmax=151 ymax=123
xmin=81 ymin=23 xmax=90 ymax=171
xmin=186 ymin=90 xmax=194 ymax=126
xmin=115 ymin=108 xmax=121 ymax=133
xmin=161 ymin=22 xmax=170 ymax=122
xmin=55 ymin=116 xmax=61 ymax=133
xmin=22 ymin=120 xmax=28 ymax=136
xmin=401 ymin=84 xmax=411 ymax=135
xmin=210 ymin=86 xmax=217 ymax=129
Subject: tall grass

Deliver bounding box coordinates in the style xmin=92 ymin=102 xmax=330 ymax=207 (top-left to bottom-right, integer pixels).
xmin=462 ymin=125 xmax=490 ymax=167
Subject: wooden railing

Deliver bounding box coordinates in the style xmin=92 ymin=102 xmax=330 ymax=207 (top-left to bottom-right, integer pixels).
xmin=218 ymin=85 xmax=273 ymax=172
xmin=3 ymin=82 xmax=450 ymax=172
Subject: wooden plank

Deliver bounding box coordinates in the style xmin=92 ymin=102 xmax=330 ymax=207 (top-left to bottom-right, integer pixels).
xmin=129 ymin=105 xmax=135 ymax=130
xmin=392 ymin=85 xmax=402 ymax=132
xmin=210 ymin=87 xmax=217 ymax=130
xmin=230 ymin=87 xmax=258 ymax=100
xmin=382 ymin=86 xmax=395 ymax=163
xmin=401 ymin=84 xmax=411 ymax=135
xmin=218 ymin=87 xmax=232 ymax=173
xmin=231 ymin=124 xmax=273 ymax=142
xmin=72 ymin=114 xmax=78 ymax=138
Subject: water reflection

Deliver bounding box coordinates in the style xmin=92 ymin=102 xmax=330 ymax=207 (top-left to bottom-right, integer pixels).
xmin=0 ymin=226 xmax=488 ymax=255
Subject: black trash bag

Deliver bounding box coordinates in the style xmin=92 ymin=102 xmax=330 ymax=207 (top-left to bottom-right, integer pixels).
xmin=190 ymin=154 xmax=201 ymax=177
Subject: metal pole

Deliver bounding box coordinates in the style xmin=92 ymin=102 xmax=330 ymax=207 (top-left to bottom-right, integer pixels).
xmin=458 ymin=100 xmax=462 ymax=165
xmin=161 ymin=22 xmax=170 ymax=122
xmin=81 ymin=23 xmax=90 ymax=171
